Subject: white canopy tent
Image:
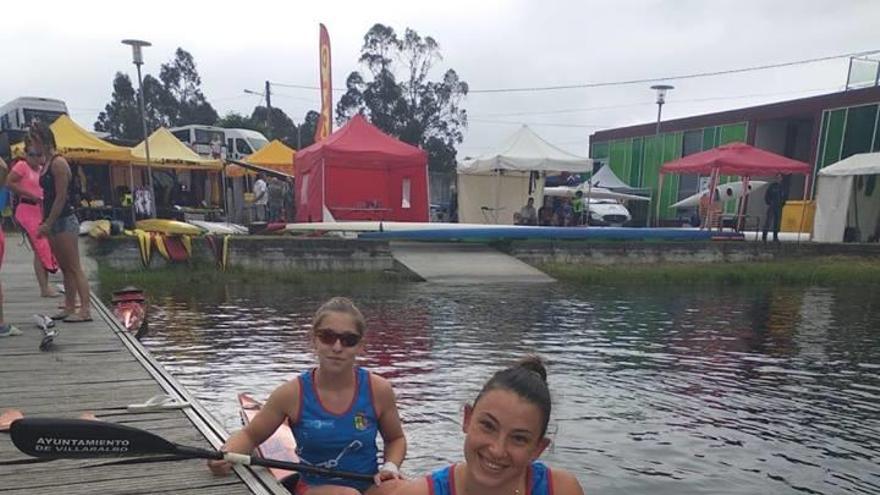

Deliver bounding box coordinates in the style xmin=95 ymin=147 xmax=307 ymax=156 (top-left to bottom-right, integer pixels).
xmin=457 ymin=125 xmax=593 ymax=224
xmin=813 ymin=151 xmax=880 ymax=242
xmin=589 ymin=164 xmax=633 ymax=190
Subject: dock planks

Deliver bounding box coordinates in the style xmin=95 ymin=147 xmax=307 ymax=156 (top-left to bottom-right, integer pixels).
xmin=0 ymin=237 xmax=284 ymax=494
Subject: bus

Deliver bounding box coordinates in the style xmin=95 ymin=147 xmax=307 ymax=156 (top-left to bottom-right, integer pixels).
xmin=0 ymin=96 xmax=68 ymax=131
xmin=169 ymin=125 xmax=269 ymax=161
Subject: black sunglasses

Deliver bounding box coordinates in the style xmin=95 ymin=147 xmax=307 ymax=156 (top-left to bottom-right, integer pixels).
xmin=27 ymin=151 xmax=43 ymax=158
xmin=315 ymin=328 xmax=362 ymax=347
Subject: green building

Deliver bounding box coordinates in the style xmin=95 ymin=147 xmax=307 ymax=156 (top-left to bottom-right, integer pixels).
xmin=589 ymin=86 xmax=880 ymax=224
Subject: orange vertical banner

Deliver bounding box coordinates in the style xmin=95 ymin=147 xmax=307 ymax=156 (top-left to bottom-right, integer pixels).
xmin=315 ymin=23 xmax=332 ymax=143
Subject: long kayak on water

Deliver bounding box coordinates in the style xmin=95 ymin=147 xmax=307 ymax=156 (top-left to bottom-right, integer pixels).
xmin=238 ymin=393 xmax=300 ymax=491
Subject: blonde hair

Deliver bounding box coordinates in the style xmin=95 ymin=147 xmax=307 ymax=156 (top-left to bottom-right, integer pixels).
xmin=311 ymin=297 xmax=367 ymax=336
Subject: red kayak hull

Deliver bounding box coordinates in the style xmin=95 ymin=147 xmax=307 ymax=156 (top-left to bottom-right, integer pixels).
xmin=238 ymin=393 xmax=300 ymax=488
xmin=112 ymin=288 xmax=147 ymax=339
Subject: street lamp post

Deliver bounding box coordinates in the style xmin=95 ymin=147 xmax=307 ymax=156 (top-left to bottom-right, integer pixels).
xmin=650 ymin=84 xmax=674 ymax=137
xmin=122 ymin=39 xmax=156 ymax=219
xmin=650 ymin=84 xmax=674 ymax=227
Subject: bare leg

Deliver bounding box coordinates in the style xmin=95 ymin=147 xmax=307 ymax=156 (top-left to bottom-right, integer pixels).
xmin=53 ymin=232 xmax=90 ymax=319
xmin=48 ymin=234 xmax=78 ymax=314
xmin=33 ymin=254 xmax=56 ymax=297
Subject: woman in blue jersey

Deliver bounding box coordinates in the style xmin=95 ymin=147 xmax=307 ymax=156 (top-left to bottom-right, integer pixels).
xmin=209 ymin=297 xmax=407 ymax=494
xmin=393 ymin=357 xmax=584 ymax=495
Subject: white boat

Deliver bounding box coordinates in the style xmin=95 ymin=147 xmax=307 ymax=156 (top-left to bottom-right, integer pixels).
xmin=187 ymin=220 xmax=248 ymax=235
xmin=543 ymin=185 xmax=650 ymax=202
xmin=285 ymin=221 xmax=558 ymax=233
xmin=670 ymin=180 xmax=767 ymax=209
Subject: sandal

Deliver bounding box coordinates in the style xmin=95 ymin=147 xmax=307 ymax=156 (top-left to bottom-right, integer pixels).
xmin=63 ymin=315 xmax=93 ymax=323
xmin=51 ymin=311 xmax=72 ymax=320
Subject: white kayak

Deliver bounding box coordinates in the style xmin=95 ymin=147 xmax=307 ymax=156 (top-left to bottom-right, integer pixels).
xmin=670 ymin=180 xmax=767 ymax=209
xmin=187 ymin=220 xmax=248 ymax=235
xmin=284 ymin=221 xmax=566 ymax=233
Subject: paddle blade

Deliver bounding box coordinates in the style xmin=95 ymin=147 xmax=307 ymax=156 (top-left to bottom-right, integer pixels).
xmin=10 ymin=417 xmax=177 ymax=458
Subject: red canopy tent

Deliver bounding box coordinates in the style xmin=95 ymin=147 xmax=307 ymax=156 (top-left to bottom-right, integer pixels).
xmin=658 ymin=142 xmax=812 ymax=231
xmin=294 ymin=114 xmax=429 ymax=222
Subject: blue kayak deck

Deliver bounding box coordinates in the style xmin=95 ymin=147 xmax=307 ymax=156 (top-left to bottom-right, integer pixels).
xmin=361 ymin=226 xmax=744 ymax=241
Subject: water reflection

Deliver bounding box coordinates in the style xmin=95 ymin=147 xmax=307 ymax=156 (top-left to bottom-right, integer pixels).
xmin=117 ymin=281 xmax=880 ymax=495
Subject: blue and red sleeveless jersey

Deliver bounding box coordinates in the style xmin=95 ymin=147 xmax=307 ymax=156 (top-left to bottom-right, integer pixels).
xmin=426 ymin=461 xmax=554 ymax=495
xmin=290 ymin=367 xmax=379 ymax=491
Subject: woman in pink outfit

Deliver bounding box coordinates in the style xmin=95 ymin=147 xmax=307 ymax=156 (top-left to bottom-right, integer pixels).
xmin=6 ymin=153 xmax=60 ymax=297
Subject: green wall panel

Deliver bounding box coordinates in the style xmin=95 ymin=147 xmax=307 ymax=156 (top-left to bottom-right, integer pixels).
xmin=841 ymin=104 xmax=878 ymax=159
xmin=874 ymin=110 xmax=880 ymax=152
xmin=630 ymin=138 xmax=643 ymax=186
xmin=821 ymin=109 xmax=846 ymax=168
xmin=814 ymin=111 xmax=830 ymax=176
xmin=702 ymin=127 xmax=717 ymax=151
xmin=719 ymin=123 xmax=747 ymax=144
xmin=591 ymin=141 xmax=609 ymax=160
xmin=609 ymin=140 xmax=629 ymax=182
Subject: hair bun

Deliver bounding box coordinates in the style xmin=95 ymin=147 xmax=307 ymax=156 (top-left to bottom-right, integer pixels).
xmin=517 ymin=355 xmax=547 ymax=384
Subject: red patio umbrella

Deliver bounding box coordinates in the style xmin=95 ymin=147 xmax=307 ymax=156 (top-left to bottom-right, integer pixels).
xmin=657 ymin=142 xmax=811 ymax=233
xmin=659 ymin=142 xmax=811 ymax=176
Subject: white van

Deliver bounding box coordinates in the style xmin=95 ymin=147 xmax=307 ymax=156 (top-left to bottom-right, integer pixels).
xmin=169 ymin=125 xmax=269 ymax=161
xmin=0 ymin=96 xmax=68 ymax=131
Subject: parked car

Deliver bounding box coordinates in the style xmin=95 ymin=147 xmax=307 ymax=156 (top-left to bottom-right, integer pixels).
xmin=587 ymin=198 xmax=631 ymax=226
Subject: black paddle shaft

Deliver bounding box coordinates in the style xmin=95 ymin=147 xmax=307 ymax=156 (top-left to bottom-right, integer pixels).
xmin=10 ymin=417 xmax=373 ymax=482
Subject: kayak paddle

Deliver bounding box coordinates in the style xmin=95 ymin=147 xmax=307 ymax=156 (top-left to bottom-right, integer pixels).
xmin=10 ymin=417 xmax=374 ymax=482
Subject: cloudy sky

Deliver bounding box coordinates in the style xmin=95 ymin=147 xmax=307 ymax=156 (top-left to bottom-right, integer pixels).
xmin=3 ymin=0 xmax=878 ymax=156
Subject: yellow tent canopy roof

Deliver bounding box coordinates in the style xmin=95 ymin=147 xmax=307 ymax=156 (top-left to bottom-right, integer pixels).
xmin=11 ymin=115 xmax=133 ymax=164
xmin=227 ymin=139 xmax=295 ymax=177
xmin=132 ymin=128 xmax=222 ymax=171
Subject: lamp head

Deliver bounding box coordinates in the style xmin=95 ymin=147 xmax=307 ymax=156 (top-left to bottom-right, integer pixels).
xmin=650 ymin=84 xmax=674 ymax=105
xmin=122 ymin=39 xmax=151 ymax=65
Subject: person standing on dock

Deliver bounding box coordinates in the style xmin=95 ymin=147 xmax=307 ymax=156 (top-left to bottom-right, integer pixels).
xmin=209 ymin=297 xmax=407 ymax=495
xmin=29 ymin=122 xmax=92 ymax=323
xmin=252 ymin=173 xmax=268 ymax=223
xmin=762 ymin=174 xmax=786 ymax=243
xmin=0 ymin=157 xmax=22 ymax=337
xmin=6 ymin=152 xmax=60 ymax=297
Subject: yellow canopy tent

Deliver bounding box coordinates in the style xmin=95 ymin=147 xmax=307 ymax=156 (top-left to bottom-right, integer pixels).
xmin=131 ymin=127 xmax=222 ymax=171
xmin=10 ymin=114 xmax=133 ymax=164
xmin=226 ymin=139 xmax=295 ymax=177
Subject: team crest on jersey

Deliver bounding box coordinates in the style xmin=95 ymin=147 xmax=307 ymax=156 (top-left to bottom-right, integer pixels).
xmin=354 ymin=412 xmax=369 ymax=430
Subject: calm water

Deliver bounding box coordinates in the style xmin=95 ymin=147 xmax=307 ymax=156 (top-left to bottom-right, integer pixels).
xmin=118 ymin=281 xmax=880 ymax=494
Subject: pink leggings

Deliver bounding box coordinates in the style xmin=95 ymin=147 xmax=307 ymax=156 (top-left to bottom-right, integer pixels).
xmin=15 ymin=203 xmax=59 ymax=273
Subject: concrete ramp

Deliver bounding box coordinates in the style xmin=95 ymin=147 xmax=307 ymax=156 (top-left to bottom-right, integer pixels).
xmin=390 ymin=242 xmax=555 ymax=284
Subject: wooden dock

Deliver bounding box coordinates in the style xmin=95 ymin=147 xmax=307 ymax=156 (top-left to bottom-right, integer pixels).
xmin=0 ymin=237 xmax=285 ymax=494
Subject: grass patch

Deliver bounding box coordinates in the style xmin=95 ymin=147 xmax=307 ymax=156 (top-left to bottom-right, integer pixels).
xmin=540 ymin=256 xmax=880 ymax=286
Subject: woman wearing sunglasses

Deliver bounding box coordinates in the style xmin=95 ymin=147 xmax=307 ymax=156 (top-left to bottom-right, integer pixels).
xmin=209 ymin=297 xmax=407 ymax=495
xmin=6 ymin=149 xmax=60 ymax=297
xmin=392 ymin=356 xmax=584 ymax=495
xmin=27 ymin=122 xmax=91 ymax=323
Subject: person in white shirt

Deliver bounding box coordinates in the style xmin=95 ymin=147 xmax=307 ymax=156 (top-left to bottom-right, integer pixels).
xmin=252 ymin=173 xmax=268 ymax=222
xmin=518 ymin=197 xmax=538 ymax=225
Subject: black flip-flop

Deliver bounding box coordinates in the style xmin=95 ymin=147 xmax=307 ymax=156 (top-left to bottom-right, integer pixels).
xmin=62 ymin=315 xmax=93 ymax=323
